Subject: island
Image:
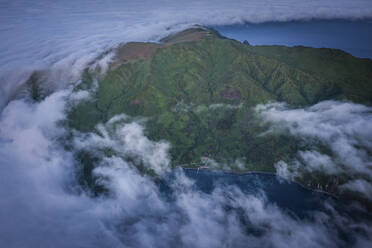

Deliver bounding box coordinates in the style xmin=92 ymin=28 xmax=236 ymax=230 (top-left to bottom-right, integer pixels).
xmin=26 ymin=27 xmax=372 ymax=201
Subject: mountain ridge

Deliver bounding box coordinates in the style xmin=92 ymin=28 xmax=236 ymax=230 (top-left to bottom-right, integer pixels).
xmin=60 ymin=27 xmax=372 ymax=198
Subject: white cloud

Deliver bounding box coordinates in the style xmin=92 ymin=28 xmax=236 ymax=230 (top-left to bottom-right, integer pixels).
xmin=1 ymin=90 xmax=371 ymax=247
xmin=298 ymin=150 xmax=339 ymax=174
xmin=1 ymin=1 xmax=372 ymax=246
xmin=73 ymin=115 xmax=171 ymax=175
xmin=257 ymin=101 xmax=372 ymax=199
xmin=1 ymin=0 xmax=372 ymax=110
xmin=0 ymin=89 xmax=117 ymax=248
xmin=340 ymin=179 xmax=372 ymax=201
xmin=275 ymin=160 xmax=298 ymax=181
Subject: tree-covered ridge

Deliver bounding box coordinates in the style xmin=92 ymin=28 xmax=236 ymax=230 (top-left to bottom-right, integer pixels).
xmin=67 ymin=27 xmax=372 ymax=190
xmin=248 ymin=45 xmax=372 ymax=104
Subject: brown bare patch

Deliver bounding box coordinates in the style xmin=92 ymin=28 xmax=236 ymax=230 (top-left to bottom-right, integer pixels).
xmin=110 ymin=28 xmax=211 ymax=68
xmin=220 ymin=86 xmax=242 ymax=100
xmin=160 ymin=28 xmax=209 ymax=44
xmin=130 ymin=99 xmax=141 ymax=105
xmin=110 ymin=42 xmax=166 ymax=68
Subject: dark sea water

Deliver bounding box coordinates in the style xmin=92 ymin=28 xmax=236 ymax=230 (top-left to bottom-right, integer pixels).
xmin=213 ymin=19 xmax=372 ymax=59
xmin=183 ymin=169 xmax=327 ymax=217
xmin=159 ymin=169 xmax=371 ymax=226
xmin=159 ymin=169 xmax=328 ymax=218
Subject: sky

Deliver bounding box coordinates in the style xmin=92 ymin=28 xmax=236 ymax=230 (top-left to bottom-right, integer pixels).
xmin=0 ymin=1 xmax=372 ymax=247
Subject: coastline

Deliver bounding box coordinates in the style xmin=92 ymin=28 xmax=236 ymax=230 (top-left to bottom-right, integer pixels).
xmin=179 ymin=166 xmax=338 ymax=198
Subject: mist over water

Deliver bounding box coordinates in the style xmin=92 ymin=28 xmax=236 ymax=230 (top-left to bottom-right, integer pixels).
xmin=1 ymin=1 xmax=372 ymax=247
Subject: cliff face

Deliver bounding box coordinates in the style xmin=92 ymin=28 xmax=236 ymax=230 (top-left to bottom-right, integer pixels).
xmin=67 ymin=27 xmax=372 ymax=194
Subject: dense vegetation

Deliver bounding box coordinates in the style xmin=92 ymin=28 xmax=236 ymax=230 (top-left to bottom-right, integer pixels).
xmin=67 ymin=28 xmax=372 ymax=185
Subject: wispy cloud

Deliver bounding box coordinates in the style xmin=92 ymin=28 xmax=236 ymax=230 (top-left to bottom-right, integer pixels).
xmin=1 ymin=91 xmax=371 ymax=247
xmin=1 ymin=0 xmax=372 ymax=109
xmin=73 ymin=114 xmax=171 ymax=175
xmin=257 ymin=101 xmax=372 ymax=199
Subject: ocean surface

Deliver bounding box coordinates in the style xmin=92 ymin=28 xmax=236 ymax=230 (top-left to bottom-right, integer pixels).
xmin=214 ymin=19 xmax=372 ymax=59
xmin=178 ymin=169 xmax=327 ymax=216
xmin=158 ymin=169 xmax=371 ymax=241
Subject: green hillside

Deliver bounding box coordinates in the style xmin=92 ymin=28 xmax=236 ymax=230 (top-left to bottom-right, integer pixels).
xmin=67 ymin=27 xmax=372 ymax=187
xmin=248 ymin=45 xmax=372 ymax=103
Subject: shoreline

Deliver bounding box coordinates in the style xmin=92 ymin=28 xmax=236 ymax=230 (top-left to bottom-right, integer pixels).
xmin=179 ymin=166 xmax=338 ymax=198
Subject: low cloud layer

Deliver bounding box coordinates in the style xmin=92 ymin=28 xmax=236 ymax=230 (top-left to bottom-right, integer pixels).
xmin=74 ymin=115 xmax=171 ymax=175
xmin=1 ymin=0 xmax=372 ymax=109
xmin=257 ymin=101 xmax=372 ymax=199
xmin=0 ymin=89 xmax=371 ymax=247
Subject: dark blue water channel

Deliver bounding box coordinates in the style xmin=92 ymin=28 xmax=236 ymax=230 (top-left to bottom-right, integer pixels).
xmin=155 ymin=168 xmax=372 ymax=245
xmin=185 ymin=169 xmax=326 ymax=217
xmin=185 ymin=169 xmax=326 ymax=215
xmin=213 ymin=19 xmax=372 ymax=59
xmin=158 ymin=169 xmax=328 ymax=218
xmin=158 ymin=169 xmax=371 ymax=223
